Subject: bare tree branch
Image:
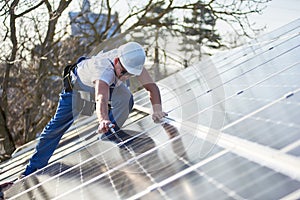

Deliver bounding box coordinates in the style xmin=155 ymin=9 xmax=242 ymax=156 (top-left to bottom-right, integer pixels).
xmin=15 ymin=1 xmax=44 ymax=18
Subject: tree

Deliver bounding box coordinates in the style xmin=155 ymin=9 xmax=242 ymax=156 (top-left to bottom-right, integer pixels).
xmin=0 ymin=0 xmax=270 ymax=162
xmin=0 ymin=0 xmax=72 ymax=161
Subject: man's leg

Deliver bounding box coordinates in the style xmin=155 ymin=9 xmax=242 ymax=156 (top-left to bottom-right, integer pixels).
xmin=23 ymin=91 xmax=76 ymax=176
xmin=101 ymin=83 xmax=133 ymax=143
xmin=109 ymin=83 xmax=134 ymax=129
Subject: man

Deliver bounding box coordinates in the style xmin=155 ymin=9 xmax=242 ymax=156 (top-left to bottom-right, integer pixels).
xmin=22 ymin=42 xmax=167 ymax=177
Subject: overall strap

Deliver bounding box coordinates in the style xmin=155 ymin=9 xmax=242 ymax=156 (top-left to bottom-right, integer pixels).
xmin=108 ymin=59 xmax=114 ymax=67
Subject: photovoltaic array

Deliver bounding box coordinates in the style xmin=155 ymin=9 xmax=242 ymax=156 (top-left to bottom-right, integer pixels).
xmin=1 ymin=19 xmax=300 ymax=200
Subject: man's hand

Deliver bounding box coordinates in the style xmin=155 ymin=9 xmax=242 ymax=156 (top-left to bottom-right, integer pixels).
xmin=152 ymin=111 xmax=168 ymax=123
xmin=98 ymin=120 xmax=115 ymax=133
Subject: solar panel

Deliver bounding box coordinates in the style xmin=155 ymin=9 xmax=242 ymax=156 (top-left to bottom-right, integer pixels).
xmin=1 ymin=19 xmax=300 ymax=200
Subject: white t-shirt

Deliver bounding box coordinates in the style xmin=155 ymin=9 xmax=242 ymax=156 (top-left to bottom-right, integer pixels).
xmin=76 ymin=49 xmax=118 ymax=88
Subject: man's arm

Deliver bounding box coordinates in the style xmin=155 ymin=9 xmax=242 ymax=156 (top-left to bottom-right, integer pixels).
xmin=94 ymin=80 xmax=114 ymax=133
xmin=137 ymin=68 xmax=167 ymax=122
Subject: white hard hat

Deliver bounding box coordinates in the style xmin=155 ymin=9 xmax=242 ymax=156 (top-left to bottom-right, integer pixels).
xmin=118 ymin=42 xmax=146 ymax=76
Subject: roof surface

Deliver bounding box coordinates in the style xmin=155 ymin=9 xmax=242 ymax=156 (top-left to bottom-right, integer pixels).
xmin=1 ymin=18 xmax=300 ymax=200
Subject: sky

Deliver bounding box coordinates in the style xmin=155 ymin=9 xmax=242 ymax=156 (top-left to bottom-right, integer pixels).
xmin=62 ymin=0 xmax=300 ymax=57
xmin=205 ymin=0 xmax=300 ymax=52
xmin=68 ymin=0 xmax=300 ymax=35
xmin=250 ymin=0 xmax=300 ymax=34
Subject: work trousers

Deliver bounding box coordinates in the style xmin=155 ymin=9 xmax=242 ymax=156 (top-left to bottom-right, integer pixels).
xmin=23 ymin=83 xmax=133 ymax=176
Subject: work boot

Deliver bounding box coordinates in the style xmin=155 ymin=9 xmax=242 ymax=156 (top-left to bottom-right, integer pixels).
xmin=18 ymin=173 xmax=26 ymax=180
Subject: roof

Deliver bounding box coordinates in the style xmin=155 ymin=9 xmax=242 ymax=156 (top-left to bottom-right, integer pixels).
xmin=1 ymin=18 xmax=300 ymax=199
